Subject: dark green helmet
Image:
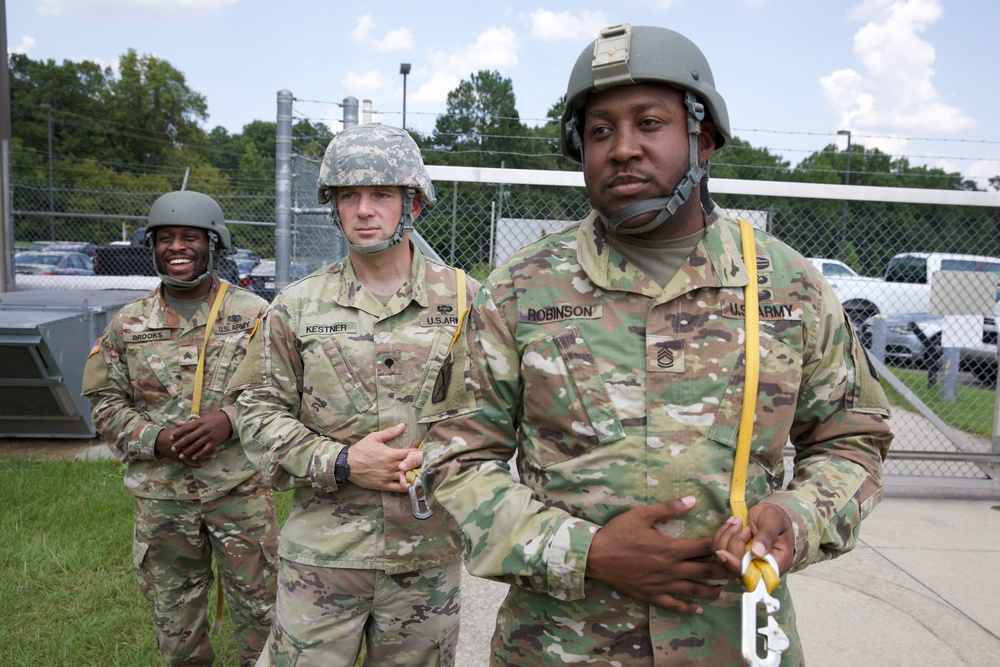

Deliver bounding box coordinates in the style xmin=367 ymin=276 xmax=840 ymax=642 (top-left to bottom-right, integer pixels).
xmin=144 ymin=190 xmax=232 ymax=250
xmin=560 ymin=23 xmax=731 ymax=163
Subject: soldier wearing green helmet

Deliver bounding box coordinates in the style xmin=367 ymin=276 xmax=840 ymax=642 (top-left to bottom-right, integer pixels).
xmin=230 ymin=124 xmax=478 ymax=666
xmin=83 ymin=189 xmax=278 ymax=666
xmin=423 ymin=24 xmax=892 ymax=666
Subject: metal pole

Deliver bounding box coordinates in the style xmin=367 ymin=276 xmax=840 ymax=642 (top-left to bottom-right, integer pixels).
xmin=450 ymin=181 xmax=457 ymax=265
xmin=837 ymin=130 xmax=851 ymax=262
xmin=274 ymin=90 xmax=294 ymax=290
xmin=343 ymin=97 xmax=359 ymax=129
xmin=400 ymin=63 xmax=411 ymax=130
xmin=40 ymin=102 xmax=54 ymax=241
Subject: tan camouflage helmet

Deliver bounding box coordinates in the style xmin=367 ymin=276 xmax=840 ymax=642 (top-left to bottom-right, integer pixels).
xmin=317 ymin=124 xmax=435 ymax=254
xmin=317 ymin=124 xmax=435 ymax=206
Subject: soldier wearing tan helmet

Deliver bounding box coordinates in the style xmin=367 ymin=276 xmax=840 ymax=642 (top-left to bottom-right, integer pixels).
xmin=423 ymin=24 xmax=892 ymax=666
xmin=230 ymin=124 xmax=479 ymax=666
xmin=83 ymin=189 xmax=278 ymax=666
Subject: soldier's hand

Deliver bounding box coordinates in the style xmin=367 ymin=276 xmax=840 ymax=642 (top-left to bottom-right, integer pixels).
xmin=344 ymin=423 xmax=418 ymax=492
xmin=713 ymin=503 xmax=795 ymax=576
xmin=585 ymin=496 xmax=730 ymax=614
xmin=154 ymin=423 xmax=205 ymax=468
xmin=396 ymin=449 xmax=423 ymax=488
xmin=169 ymin=412 xmax=231 ymax=465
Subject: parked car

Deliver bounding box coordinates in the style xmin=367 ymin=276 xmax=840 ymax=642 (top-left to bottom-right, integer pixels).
xmin=807 ymin=257 xmax=860 ymax=278
xmin=859 ymin=308 xmax=998 ymax=386
xmin=825 ymin=252 xmax=1000 ymax=326
xmin=45 ymin=241 xmax=100 ymax=257
xmin=14 ymin=251 xmax=95 ymax=275
xmin=246 ymin=260 xmax=318 ymax=301
xmin=230 ymin=248 xmax=261 ymax=264
xmin=27 ymin=240 xmax=54 ymax=251
xmin=234 ymin=258 xmax=259 ymax=283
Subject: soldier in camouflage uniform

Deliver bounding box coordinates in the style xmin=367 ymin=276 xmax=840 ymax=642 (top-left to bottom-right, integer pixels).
xmin=422 ymin=24 xmax=894 ymax=666
xmin=82 ymin=190 xmax=279 ymax=667
xmin=229 ymin=124 xmax=477 ymax=667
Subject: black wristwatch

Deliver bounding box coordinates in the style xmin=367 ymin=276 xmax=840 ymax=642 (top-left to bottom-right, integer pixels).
xmin=334 ymin=448 xmax=351 ymax=484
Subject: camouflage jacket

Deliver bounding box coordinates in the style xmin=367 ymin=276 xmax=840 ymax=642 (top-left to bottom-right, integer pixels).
xmin=230 ymin=248 xmax=479 ymax=574
xmin=423 ymin=210 xmax=893 ymax=665
xmin=82 ymin=278 xmax=267 ymax=502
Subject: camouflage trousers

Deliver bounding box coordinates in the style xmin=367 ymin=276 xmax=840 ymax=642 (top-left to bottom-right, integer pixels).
xmin=133 ymin=473 xmax=279 ymax=667
xmin=256 ymin=559 xmax=461 ymax=667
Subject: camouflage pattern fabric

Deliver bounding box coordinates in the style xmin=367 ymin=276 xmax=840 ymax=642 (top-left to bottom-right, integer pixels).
xmin=422 ymin=209 xmax=893 ymax=666
xmin=82 ymin=276 xmax=278 ymax=666
xmin=230 ymin=248 xmax=478 ymax=665
xmin=258 ymin=559 xmax=461 ymax=667
xmin=82 ymin=277 xmax=268 ymax=501
xmin=134 ymin=474 xmax=278 ymax=667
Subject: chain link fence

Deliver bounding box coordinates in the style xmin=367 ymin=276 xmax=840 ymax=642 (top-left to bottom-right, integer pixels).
xmin=6 ymin=145 xmax=999 ymax=487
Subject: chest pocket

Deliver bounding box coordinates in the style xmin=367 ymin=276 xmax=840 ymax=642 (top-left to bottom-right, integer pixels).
xmin=206 ymin=331 xmax=249 ymax=393
xmin=300 ymin=336 xmax=374 ymax=431
xmin=520 ymin=324 xmax=625 ymax=468
xmin=125 ymin=337 xmax=178 ymax=401
xmin=707 ymin=333 xmax=803 ymax=474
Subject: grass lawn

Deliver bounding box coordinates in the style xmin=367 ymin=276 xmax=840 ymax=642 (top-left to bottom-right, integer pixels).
xmin=881 ymin=365 xmax=996 ymax=438
xmin=0 ymin=459 xmax=292 ymax=667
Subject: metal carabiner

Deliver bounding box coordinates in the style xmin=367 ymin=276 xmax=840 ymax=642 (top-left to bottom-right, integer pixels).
xmin=407 ymin=475 xmax=433 ymax=520
xmin=740 ymin=552 xmax=790 ymax=667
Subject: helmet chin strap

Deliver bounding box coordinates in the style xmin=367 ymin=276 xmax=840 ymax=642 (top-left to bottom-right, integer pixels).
xmin=598 ymin=91 xmax=713 ymax=235
xmin=155 ymin=234 xmax=218 ymax=290
xmin=332 ymin=188 xmax=416 ymax=256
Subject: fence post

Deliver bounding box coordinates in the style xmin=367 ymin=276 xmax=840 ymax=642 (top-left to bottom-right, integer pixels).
xmin=993 ymin=335 xmax=1000 ymax=463
xmin=275 ymin=90 xmax=294 ymax=289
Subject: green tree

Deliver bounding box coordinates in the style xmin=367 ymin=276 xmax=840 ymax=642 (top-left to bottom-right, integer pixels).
xmin=711 ymin=137 xmax=790 ymax=181
xmin=8 ymin=53 xmax=116 ymax=162
xmin=428 ymin=70 xmax=528 ymax=168
xmin=106 ymin=49 xmax=209 ymax=167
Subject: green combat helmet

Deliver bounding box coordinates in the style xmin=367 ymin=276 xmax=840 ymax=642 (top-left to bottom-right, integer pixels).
xmin=317 ymin=124 xmax=436 ymax=255
xmin=560 ymin=23 xmax=732 ymax=235
xmin=144 ymin=190 xmax=232 ymax=290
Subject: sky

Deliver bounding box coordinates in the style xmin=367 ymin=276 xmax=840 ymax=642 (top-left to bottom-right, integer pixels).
xmin=7 ymin=0 xmax=1000 ymax=189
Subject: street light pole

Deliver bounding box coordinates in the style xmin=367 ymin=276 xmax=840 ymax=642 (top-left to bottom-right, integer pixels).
xmin=837 ymin=129 xmax=852 ymax=262
xmin=39 ymin=102 xmax=54 ymax=241
xmin=399 ymin=63 xmax=411 ymax=130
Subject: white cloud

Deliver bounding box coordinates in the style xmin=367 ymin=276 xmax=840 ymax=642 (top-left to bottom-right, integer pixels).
xmin=821 ymin=0 xmax=975 ymax=138
xmin=351 ymin=15 xmax=415 ymax=53
xmin=962 ymin=159 xmax=1000 ymax=188
xmin=9 ymin=36 xmax=37 ymax=55
xmin=412 ymin=26 xmax=519 ymax=106
xmin=410 ymin=70 xmax=462 ymax=106
xmin=36 ymin=0 xmax=237 ymax=20
xmin=342 ymin=69 xmax=387 ymax=102
xmin=527 ymin=9 xmax=609 ymax=41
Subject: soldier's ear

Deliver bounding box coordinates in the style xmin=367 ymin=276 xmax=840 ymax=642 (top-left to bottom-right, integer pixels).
xmin=411 ymin=191 xmax=423 ymax=220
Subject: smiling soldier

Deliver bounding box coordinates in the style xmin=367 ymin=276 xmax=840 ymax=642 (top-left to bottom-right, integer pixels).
xmin=83 ymin=190 xmax=278 ymax=667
